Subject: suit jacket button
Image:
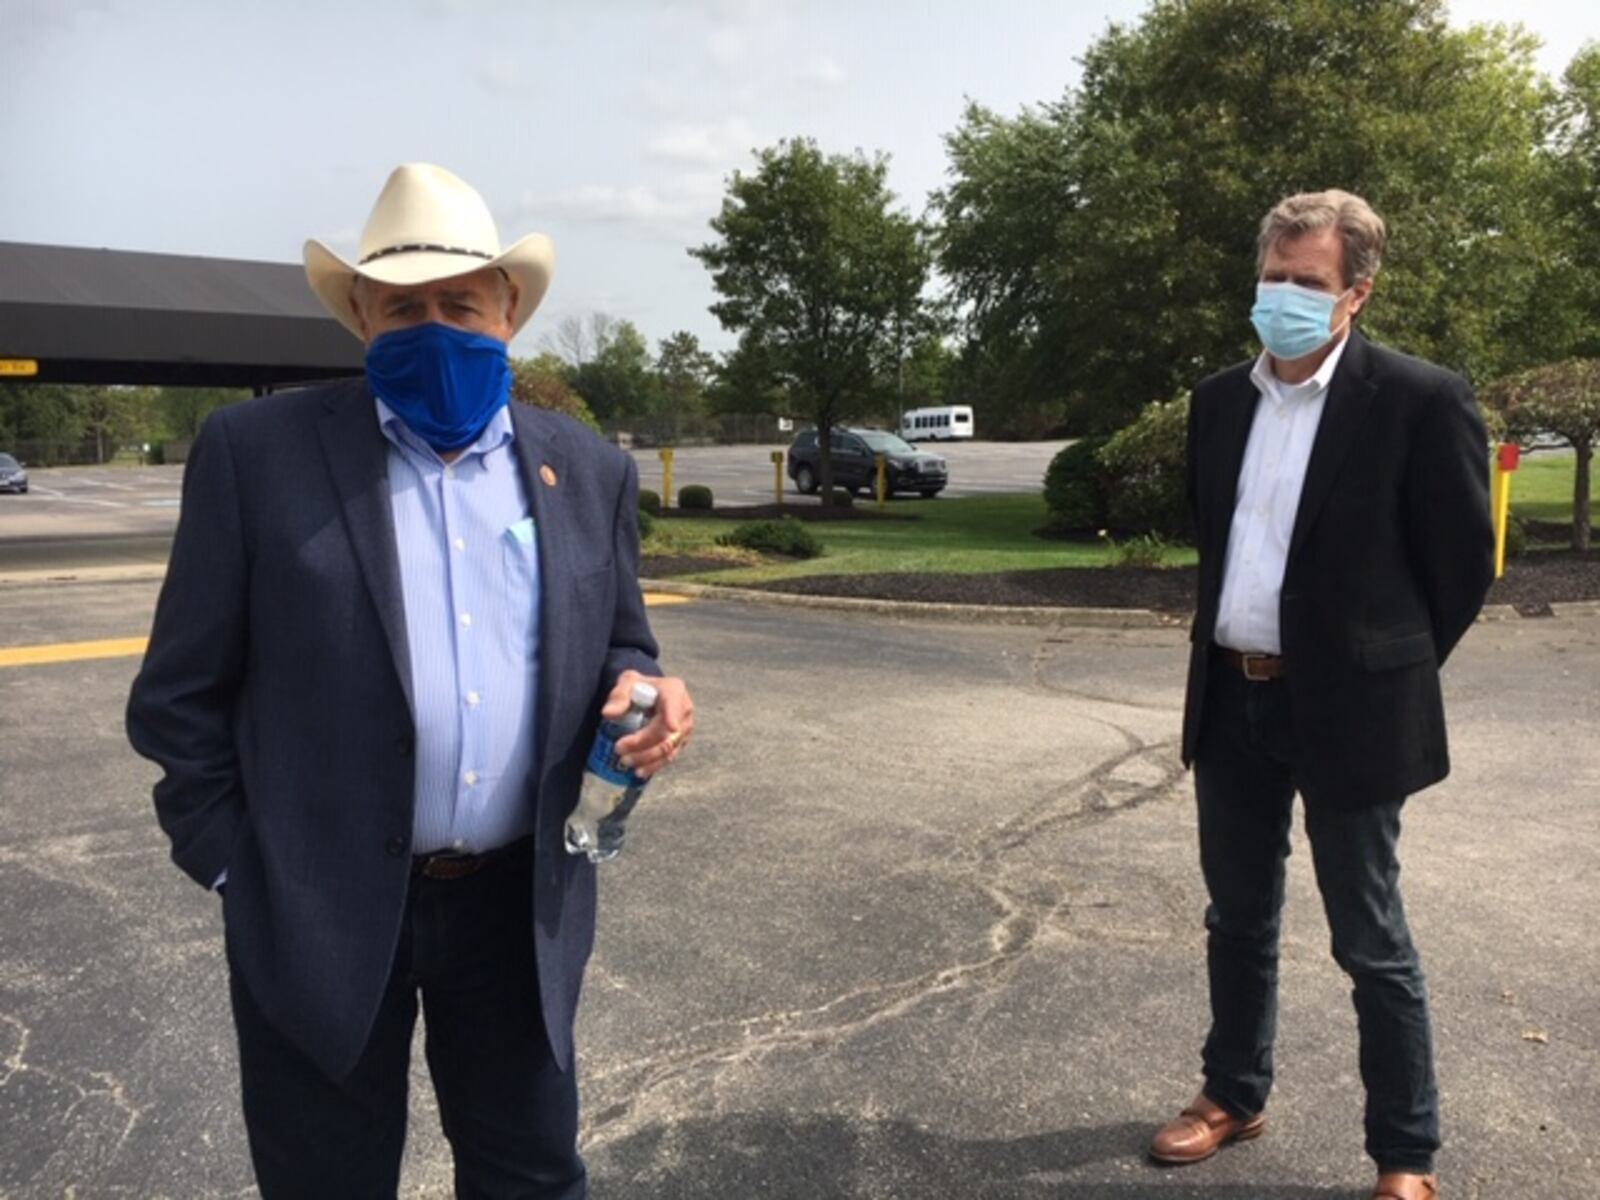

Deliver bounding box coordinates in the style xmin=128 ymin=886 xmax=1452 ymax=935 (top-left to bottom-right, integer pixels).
xmin=385 ymin=836 xmax=407 ymax=857
xmin=396 ymin=736 xmax=414 ymax=756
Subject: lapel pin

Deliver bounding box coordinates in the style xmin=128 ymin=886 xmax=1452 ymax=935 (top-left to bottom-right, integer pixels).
xmin=540 ymin=464 xmax=558 ymax=487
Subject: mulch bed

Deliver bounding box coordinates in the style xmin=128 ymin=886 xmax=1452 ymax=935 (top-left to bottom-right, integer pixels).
xmin=721 ymin=550 xmax=1600 ymax=612
xmin=641 ymin=554 xmax=736 ymax=577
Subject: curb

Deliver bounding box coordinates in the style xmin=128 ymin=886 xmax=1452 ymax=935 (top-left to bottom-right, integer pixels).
xmin=638 ymin=577 xmax=1188 ymax=629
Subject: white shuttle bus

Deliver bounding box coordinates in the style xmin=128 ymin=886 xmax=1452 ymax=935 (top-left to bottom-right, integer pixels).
xmin=901 ymin=405 xmax=975 ymax=441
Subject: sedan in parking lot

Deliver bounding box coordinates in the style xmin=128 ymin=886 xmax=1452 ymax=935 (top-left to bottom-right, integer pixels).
xmin=0 ymin=453 xmax=28 ymax=494
xmin=786 ymin=428 xmax=947 ymax=498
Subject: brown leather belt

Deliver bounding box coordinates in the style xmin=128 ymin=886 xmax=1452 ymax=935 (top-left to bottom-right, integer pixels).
xmin=413 ymin=837 xmax=531 ymax=881
xmin=1218 ymin=647 xmax=1286 ymax=682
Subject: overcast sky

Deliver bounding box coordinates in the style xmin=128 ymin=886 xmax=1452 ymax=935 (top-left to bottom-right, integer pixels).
xmin=2 ymin=0 xmax=1595 ymax=358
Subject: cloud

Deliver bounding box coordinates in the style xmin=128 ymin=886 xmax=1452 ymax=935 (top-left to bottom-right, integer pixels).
xmin=475 ymin=56 xmax=534 ymax=97
xmin=518 ymin=174 xmax=729 ymax=242
xmin=707 ymin=26 xmax=746 ymax=65
xmin=646 ymin=116 xmax=756 ymax=166
xmin=795 ymin=54 xmax=845 ymax=89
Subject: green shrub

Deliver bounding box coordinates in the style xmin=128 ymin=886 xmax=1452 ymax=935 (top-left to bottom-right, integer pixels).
xmin=1042 ymin=436 xmax=1110 ymax=532
xmin=638 ymin=488 xmax=662 ymax=516
xmin=1099 ymin=393 xmax=1192 ymax=539
xmin=1100 ymin=530 xmax=1171 ymax=568
xmin=637 ymin=509 xmax=656 ymax=540
xmin=716 ymin=518 xmax=822 ymax=559
xmin=827 ymin=488 xmax=854 ymax=508
xmin=678 ymin=484 xmax=714 ymax=510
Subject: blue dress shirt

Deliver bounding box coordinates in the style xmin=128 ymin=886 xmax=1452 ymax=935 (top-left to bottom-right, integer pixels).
xmin=378 ymin=399 xmax=542 ymax=855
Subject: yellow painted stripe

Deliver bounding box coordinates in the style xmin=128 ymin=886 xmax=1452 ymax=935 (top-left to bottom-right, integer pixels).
xmin=0 ymin=594 xmax=691 ymax=669
xmin=0 ymin=637 xmax=149 ymax=668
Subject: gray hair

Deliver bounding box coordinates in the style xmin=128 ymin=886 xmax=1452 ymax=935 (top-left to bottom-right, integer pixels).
xmin=1256 ymin=189 xmax=1386 ymax=287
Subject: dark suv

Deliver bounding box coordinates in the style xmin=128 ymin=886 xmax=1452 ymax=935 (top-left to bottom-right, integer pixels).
xmin=786 ymin=428 xmax=947 ymax=498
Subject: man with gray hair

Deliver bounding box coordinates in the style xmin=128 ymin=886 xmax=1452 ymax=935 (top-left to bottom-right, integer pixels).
xmin=1151 ymin=189 xmax=1493 ymax=1200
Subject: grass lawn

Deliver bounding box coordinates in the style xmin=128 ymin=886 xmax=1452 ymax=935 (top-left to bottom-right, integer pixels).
xmin=1509 ymin=450 xmax=1595 ymax=533
xmin=646 ymin=493 xmax=1197 ymax=584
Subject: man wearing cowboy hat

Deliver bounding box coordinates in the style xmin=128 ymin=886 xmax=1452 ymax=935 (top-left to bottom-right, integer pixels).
xmin=127 ymin=163 xmax=693 ymax=1197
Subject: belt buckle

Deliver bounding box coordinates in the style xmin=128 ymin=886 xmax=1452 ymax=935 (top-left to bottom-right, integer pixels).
xmin=1240 ymin=652 xmax=1275 ymax=682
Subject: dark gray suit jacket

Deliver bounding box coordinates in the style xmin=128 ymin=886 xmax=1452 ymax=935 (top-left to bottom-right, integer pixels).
xmin=1182 ymin=331 xmax=1495 ymax=804
xmin=127 ymin=380 xmax=659 ymax=1078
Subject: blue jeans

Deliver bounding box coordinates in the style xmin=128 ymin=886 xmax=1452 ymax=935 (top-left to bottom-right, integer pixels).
xmin=228 ymin=843 xmax=587 ymax=1198
xmin=1193 ymin=664 xmax=1440 ymax=1175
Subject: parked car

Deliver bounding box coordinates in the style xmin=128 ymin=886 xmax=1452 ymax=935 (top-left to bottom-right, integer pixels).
xmin=786 ymin=428 xmax=947 ymax=498
xmin=0 ymin=453 xmax=28 ymax=494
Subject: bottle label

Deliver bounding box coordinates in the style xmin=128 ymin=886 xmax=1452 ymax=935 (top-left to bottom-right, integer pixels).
xmin=585 ymin=729 xmax=635 ymax=787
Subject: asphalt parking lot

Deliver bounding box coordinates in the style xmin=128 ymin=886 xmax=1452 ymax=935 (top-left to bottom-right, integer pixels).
xmin=1 ymin=574 xmax=1596 ymax=1198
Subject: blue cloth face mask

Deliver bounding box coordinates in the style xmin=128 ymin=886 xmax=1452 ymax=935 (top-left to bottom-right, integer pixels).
xmin=1250 ymin=281 xmax=1351 ymax=361
xmin=364 ymin=322 xmax=512 ymax=452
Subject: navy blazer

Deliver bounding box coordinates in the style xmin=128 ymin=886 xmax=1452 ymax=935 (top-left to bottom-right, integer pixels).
xmin=1181 ymin=331 xmax=1494 ymax=804
xmin=127 ymin=380 xmax=660 ymax=1078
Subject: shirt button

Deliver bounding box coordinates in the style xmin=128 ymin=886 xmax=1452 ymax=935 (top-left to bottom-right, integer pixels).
xmin=445 ymin=465 xmax=456 ymax=479
xmin=466 ymin=691 xmax=481 ymax=707
xmin=453 ymin=537 xmax=466 ymax=552
xmin=464 ymin=770 xmax=479 ymax=786
xmin=452 ymin=838 xmax=466 ymax=851
xmin=459 ymin=612 xmax=472 ymax=628
xmin=395 ymin=736 xmax=414 ymax=757
xmin=385 ymin=835 xmax=407 ymax=857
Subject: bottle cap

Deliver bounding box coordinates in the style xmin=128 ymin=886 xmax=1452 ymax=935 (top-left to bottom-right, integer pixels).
xmin=630 ymin=681 xmax=659 ymax=710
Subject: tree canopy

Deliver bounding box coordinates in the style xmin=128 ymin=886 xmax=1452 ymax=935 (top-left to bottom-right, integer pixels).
xmin=935 ymin=0 xmax=1562 ymax=435
xmin=692 ymin=137 xmax=931 ymax=498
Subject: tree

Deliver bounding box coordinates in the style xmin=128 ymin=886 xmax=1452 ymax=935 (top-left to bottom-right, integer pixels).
xmin=933 ymin=100 xmax=1079 ymax=436
xmin=1540 ymin=43 xmax=1600 ymax=363
xmin=692 ymin=138 xmax=931 ymax=501
xmin=510 ymin=354 xmax=600 ymax=433
xmin=655 ymin=331 xmax=716 ymax=419
xmin=542 ymin=312 xmax=622 ymax=370
xmin=569 ymin=319 xmax=657 ymax=422
xmin=1483 ymin=359 xmax=1600 ymax=550
xmin=934 ymin=0 xmax=1559 ymax=434
xmin=154 ymin=386 xmax=246 ymax=441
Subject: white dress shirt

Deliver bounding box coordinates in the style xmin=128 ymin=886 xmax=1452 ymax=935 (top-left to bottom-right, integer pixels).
xmin=1213 ymin=334 xmax=1350 ymax=655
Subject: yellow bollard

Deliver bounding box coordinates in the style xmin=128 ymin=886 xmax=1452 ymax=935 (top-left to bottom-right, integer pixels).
xmin=874 ymin=453 xmax=887 ymax=508
xmin=770 ymin=450 xmax=785 ymax=506
xmin=659 ymin=447 xmax=675 ymax=509
xmin=1491 ymin=443 xmax=1520 ymax=579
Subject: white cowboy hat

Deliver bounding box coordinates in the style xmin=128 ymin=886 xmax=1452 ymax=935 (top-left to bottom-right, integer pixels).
xmin=304 ymin=162 xmax=554 ymax=339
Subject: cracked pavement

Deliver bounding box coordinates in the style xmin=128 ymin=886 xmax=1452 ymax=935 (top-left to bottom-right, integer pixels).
xmin=0 ymin=582 xmax=1596 ymax=1197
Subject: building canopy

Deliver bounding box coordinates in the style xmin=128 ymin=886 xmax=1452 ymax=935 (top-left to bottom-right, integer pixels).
xmin=0 ymin=241 xmax=364 ymax=389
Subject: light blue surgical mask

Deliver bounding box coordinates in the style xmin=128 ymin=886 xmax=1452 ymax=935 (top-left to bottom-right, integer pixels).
xmin=1250 ymin=281 xmax=1351 ymax=361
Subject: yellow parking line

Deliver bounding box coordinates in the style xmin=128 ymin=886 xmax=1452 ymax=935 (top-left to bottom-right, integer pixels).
xmin=1 ymin=595 xmax=690 ymax=669
xmin=0 ymin=637 xmax=149 ymax=669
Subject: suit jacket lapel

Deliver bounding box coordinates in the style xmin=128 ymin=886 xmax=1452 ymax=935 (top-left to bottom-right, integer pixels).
xmin=510 ymin=404 xmax=575 ymax=777
xmin=317 ymin=383 xmax=415 ymax=717
xmin=1287 ymin=331 xmax=1378 ymax=565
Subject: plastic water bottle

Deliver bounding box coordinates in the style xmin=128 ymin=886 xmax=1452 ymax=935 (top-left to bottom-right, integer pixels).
xmin=565 ymin=681 xmax=658 ymax=862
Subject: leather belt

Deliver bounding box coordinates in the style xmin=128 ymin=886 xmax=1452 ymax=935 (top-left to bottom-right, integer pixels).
xmin=413 ymin=836 xmax=531 ymax=881
xmin=1218 ymin=647 xmax=1286 ymax=681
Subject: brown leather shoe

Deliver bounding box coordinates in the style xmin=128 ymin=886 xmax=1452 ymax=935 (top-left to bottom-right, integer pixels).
xmin=1373 ymin=1171 xmax=1439 ymax=1199
xmin=1149 ymin=1092 xmax=1266 ymax=1165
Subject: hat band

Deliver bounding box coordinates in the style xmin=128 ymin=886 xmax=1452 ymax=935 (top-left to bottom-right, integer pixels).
xmin=359 ymin=242 xmax=496 ymax=266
